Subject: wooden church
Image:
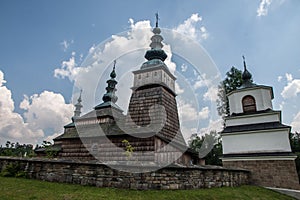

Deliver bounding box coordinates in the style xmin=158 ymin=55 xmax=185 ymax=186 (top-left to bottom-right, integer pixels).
xmin=39 ymin=19 xmax=200 ymax=167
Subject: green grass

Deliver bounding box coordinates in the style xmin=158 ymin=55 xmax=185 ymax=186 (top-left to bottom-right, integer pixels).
xmin=0 ymin=177 xmax=294 ymax=200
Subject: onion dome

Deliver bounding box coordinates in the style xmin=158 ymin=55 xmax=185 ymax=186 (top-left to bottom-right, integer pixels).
xmin=241 ymin=56 xmax=255 ymax=88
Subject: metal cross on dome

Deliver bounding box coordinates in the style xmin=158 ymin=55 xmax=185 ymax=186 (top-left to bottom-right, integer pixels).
xmin=113 ymin=60 xmax=116 ymax=70
xmin=155 ymin=12 xmax=159 ymax=27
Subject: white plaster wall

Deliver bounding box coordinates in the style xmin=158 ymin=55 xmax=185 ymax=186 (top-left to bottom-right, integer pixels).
xmin=134 ymin=69 xmax=175 ymax=92
xmin=222 ymin=129 xmax=292 ymax=154
xmin=226 ymin=112 xmax=280 ymax=126
xmin=228 ymin=87 xmax=273 ymax=115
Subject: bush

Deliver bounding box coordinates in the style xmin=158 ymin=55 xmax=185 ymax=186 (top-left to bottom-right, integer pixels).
xmin=0 ymin=163 xmax=26 ymax=178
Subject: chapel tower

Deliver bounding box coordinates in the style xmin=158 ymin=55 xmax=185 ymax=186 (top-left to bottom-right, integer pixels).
xmin=221 ymin=57 xmax=299 ymax=189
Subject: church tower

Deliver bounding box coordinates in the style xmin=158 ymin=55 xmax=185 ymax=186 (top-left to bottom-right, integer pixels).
xmin=221 ymin=57 xmax=299 ymax=189
xmin=127 ymin=14 xmax=186 ymax=149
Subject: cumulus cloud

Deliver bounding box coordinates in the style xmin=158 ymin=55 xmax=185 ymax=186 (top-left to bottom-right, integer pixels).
xmin=198 ymin=118 xmax=223 ymax=136
xmin=286 ymin=73 xmax=293 ymax=82
xmin=177 ymin=98 xmax=209 ymax=122
xmin=257 ymin=0 xmax=272 ymax=17
xmin=89 ymin=44 xmax=96 ymax=54
xmin=20 ymin=91 xmax=74 ymax=134
xmin=281 ymin=77 xmax=300 ymax=99
xmin=203 ymin=85 xmax=219 ymax=102
xmin=193 ymin=73 xmax=219 ymax=102
xmin=175 ymin=82 xmax=184 ymax=95
xmin=0 ymin=71 xmax=43 ymax=144
xmin=291 ymin=111 xmax=300 ymax=133
xmin=181 ymin=63 xmax=188 ymax=72
xmin=174 ymin=13 xmax=208 ymax=41
xmin=0 ymin=70 xmax=74 ymax=144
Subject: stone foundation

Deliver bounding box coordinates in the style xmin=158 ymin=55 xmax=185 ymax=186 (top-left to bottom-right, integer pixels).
xmin=223 ymin=159 xmax=300 ymax=190
xmin=0 ymin=157 xmax=249 ymax=190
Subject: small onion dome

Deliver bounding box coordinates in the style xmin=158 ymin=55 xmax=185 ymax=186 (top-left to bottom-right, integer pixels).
xmin=153 ymin=27 xmax=161 ymax=34
xmin=242 ymin=68 xmax=252 ymax=82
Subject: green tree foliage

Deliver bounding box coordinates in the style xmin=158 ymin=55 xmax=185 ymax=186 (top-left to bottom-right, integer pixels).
xmin=0 ymin=163 xmax=26 ymax=178
xmin=289 ymin=132 xmax=300 ymax=180
xmin=0 ymin=141 xmax=35 ymax=157
xmin=122 ymin=139 xmax=134 ymax=158
xmin=40 ymin=141 xmax=59 ymax=158
xmin=217 ymin=66 xmax=244 ymax=118
xmin=189 ymin=132 xmax=222 ymax=166
xmin=217 ymin=66 xmax=255 ymax=120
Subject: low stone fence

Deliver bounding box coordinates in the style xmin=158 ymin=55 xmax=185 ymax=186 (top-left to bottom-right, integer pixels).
xmin=0 ymin=157 xmax=249 ymax=190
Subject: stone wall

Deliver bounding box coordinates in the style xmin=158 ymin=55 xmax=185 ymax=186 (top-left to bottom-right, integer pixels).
xmin=223 ymin=159 xmax=300 ymax=190
xmin=0 ymin=157 xmax=249 ymax=190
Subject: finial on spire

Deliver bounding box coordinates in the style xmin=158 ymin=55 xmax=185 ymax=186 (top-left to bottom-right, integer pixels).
xmin=113 ymin=60 xmax=116 ymax=70
xmin=242 ymin=55 xmax=247 ymax=71
xmin=78 ymin=89 xmax=82 ymax=102
xmin=101 ymin=61 xmax=118 ymax=103
xmin=110 ymin=60 xmax=117 ymax=79
xmin=73 ymin=90 xmax=83 ymax=120
xmin=155 ymin=12 xmax=159 ymax=28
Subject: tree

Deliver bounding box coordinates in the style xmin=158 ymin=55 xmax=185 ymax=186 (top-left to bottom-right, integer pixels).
xmin=217 ymin=67 xmax=243 ymax=118
xmin=0 ymin=141 xmax=35 ymax=157
xmin=289 ymin=132 xmax=300 ymax=180
xmin=189 ymin=131 xmax=222 ymax=166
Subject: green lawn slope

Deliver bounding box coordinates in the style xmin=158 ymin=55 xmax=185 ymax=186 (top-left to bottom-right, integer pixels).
xmin=0 ymin=177 xmax=294 ymax=200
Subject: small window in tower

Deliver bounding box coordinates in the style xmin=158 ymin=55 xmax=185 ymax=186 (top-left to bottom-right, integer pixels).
xmin=242 ymin=95 xmax=256 ymax=113
xmin=138 ymin=74 xmax=141 ymax=79
xmin=154 ymin=71 xmax=157 ymax=76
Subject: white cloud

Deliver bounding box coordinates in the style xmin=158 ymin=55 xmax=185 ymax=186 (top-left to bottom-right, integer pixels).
xmin=181 ymin=126 xmax=197 ymax=143
xmin=181 ymin=63 xmax=188 ymax=72
xmin=89 ymin=44 xmax=96 ymax=54
xmin=193 ymin=73 xmax=219 ymax=102
xmin=0 ymin=70 xmax=43 ymax=144
xmin=175 ymin=82 xmax=184 ymax=95
xmin=286 ymin=73 xmax=293 ymax=82
xmin=20 ymin=91 xmax=74 ymax=134
xmin=198 ymin=118 xmax=223 ymax=136
xmin=194 ymin=73 xmax=211 ymax=90
xmin=178 ymin=98 xmax=209 ymax=121
xmin=199 ymin=106 xmax=210 ymax=119
xmin=54 ymin=53 xmax=77 ymax=80
xmin=60 ymin=39 xmax=74 ymax=52
xmin=291 ymin=111 xmax=300 ymax=133
xmin=0 ymin=70 xmax=74 ymax=145
xmin=257 ymin=0 xmax=272 ymax=17
xmin=281 ymin=79 xmax=300 ymax=99
xmin=203 ymin=85 xmax=219 ymax=102
xmin=277 ymin=75 xmax=282 ymax=82
xmin=174 ymin=13 xmax=208 ymax=41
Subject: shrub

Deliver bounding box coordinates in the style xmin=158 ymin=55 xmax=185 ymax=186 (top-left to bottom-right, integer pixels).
xmin=1 ymin=163 xmax=26 ymax=178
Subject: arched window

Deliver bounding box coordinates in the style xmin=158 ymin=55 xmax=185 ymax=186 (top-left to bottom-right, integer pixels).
xmin=242 ymin=95 xmax=256 ymax=113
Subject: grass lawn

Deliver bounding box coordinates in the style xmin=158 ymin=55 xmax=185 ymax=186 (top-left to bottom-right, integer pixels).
xmin=0 ymin=177 xmax=294 ymax=200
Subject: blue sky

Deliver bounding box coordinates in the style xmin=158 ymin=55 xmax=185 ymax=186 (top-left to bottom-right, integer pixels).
xmin=0 ymin=0 xmax=300 ymax=145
